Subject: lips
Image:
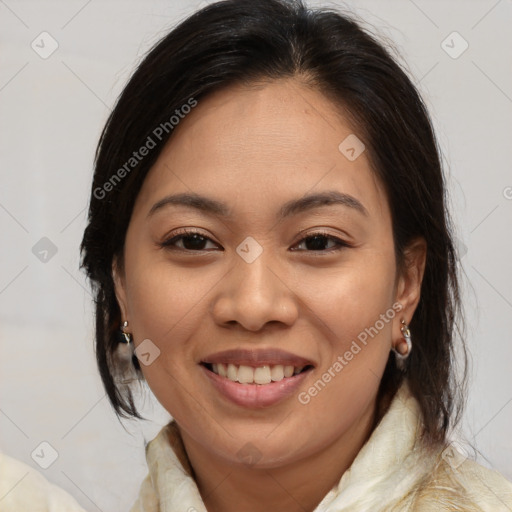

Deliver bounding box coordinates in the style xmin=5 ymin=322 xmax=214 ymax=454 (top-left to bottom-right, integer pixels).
xmin=200 ymin=348 xmax=315 ymax=408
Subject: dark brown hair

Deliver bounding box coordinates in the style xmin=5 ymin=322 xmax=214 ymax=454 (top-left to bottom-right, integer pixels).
xmin=80 ymin=0 xmax=467 ymax=446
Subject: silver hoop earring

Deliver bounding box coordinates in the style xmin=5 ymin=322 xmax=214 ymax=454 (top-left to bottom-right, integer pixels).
xmin=392 ymin=320 xmax=412 ymax=371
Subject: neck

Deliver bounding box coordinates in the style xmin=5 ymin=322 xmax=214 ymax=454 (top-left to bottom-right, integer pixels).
xmin=178 ymin=398 xmax=377 ymax=512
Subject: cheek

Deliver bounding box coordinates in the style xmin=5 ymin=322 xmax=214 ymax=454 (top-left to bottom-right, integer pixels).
xmin=301 ymin=250 xmax=397 ymax=340
xmin=121 ymin=250 xmax=204 ymax=380
xmin=124 ymin=244 xmax=208 ymax=339
xmin=294 ymin=252 xmax=397 ymax=415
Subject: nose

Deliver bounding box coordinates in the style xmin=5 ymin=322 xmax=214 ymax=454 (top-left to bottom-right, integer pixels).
xmin=210 ymin=251 xmax=299 ymax=333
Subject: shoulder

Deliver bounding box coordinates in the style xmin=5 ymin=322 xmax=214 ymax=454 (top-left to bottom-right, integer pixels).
xmin=411 ymin=444 xmax=512 ymax=512
xmin=0 ymin=451 xmax=87 ymax=511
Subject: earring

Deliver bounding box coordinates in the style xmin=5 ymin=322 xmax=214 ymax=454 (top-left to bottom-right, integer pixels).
xmin=120 ymin=320 xmax=132 ymax=345
xmin=392 ymin=319 xmax=412 ymax=371
xmin=113 ymin=320 xmax=138 ymax=384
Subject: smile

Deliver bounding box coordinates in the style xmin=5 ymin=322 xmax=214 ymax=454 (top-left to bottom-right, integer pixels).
xmin=199 ymin=348 xmax=315 ymax=408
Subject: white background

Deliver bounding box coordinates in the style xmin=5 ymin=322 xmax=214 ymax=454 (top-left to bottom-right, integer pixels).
xmin=1 ymin=0 xmax=511 ymax=510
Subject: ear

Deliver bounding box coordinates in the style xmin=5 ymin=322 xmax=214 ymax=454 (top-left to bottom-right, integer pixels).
xmin=394 ymin=237 xmax=427 ymax=327
xmin=112 ymin=256 xmax=129 ymax=321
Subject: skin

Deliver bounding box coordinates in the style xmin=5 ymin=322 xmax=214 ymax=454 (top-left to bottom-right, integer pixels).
xmin=113 ymin=78 xmax=426 ymax=512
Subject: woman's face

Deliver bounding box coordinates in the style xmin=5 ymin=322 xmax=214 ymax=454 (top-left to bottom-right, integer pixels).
xmin=114 ymin=79 xmax=422 ymax=468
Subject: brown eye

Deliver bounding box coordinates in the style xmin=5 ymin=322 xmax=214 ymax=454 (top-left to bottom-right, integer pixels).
xmin=161 ymin=229 xmax=220 ymax=251
xmin=291 ymin=231 xmax=350 ymax=252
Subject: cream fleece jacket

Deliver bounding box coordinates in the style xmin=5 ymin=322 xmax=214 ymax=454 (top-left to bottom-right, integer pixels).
xmin=130 ymin=381 xmax=512 ymax=511
xmin=2 ymin=380 xmax=512 ymax=511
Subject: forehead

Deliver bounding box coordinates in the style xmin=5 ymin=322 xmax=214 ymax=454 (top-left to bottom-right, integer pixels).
xmin=133 ymin=79 xmax=390 ymax=222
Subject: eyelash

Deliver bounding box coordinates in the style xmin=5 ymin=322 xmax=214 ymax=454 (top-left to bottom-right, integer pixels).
xmin=160 ymin=228 xmax=351 ymax=254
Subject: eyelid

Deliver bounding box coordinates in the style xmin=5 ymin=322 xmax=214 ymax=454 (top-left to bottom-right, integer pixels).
xmin=160 ymin=227 xmax=220 ymax=248
xmin=290 ymin=229 xmax=352 ymax=252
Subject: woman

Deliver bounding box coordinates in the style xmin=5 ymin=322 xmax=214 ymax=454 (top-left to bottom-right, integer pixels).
xmin=77 ymin=0 xmax=512 ymax=510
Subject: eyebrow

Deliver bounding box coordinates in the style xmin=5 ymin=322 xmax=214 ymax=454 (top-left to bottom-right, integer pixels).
xmin=147 ymin=190 xmax=368 ymax=220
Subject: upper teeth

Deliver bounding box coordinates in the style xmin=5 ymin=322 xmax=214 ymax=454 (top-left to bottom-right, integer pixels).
xmin=210 ymin=363 xmax=304 ymax=385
